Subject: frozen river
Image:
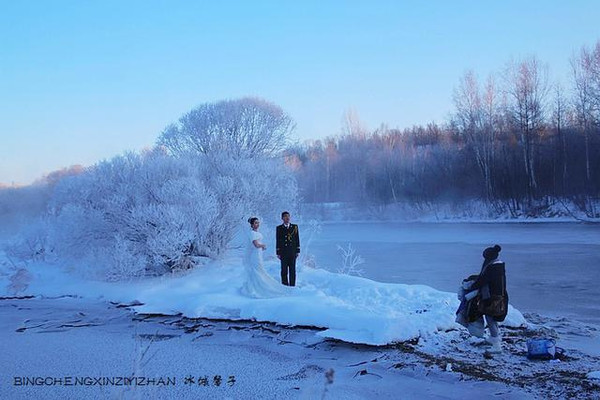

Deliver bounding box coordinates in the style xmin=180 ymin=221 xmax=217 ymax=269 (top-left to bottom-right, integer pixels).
xmin=307 ymin=222 xmax=600 ymax=326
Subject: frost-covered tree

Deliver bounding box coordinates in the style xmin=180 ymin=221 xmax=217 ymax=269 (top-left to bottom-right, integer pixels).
xmin=504 ymin=56 xmax=549 ymax=202
xmin=452 ymin=71 xmax=503 ymax=200
xmin=11 ymin=147 xmax=297 ymax=281
xmin=571 ymin=41 xmax=600 ymax=186
xmin=7 ymin=97 xmax=299 ymax=281
xmin=157 ymin=97 xmax=295 ymax=159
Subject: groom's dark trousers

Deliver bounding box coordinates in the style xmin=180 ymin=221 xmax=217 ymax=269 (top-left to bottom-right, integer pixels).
xmin=276 ymin=223 xmax=300 ymax=286
xmin=280 ymin=251 xmax=296 ymax=286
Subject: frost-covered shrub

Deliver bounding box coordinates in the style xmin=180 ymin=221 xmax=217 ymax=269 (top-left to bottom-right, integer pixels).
xmin=336 ymin=243 xmax=365 ymax=277
xmin=36 ymin=150 xmax=218 ymax=280
xmin=10 ymin=147 xmax=297 ymax=281
xmin=7 ymin=97 xmax=299 ymax=281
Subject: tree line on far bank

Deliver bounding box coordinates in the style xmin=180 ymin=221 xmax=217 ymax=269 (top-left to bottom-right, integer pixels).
xmin=286 ymin=40 xmax=600 ymax=218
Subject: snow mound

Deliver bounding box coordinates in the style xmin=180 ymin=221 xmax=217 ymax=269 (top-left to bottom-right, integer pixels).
xmin=1 ymin=255 xmax=527 ymax=346
xmin=587 ymin=371 xmax=600 ymax=380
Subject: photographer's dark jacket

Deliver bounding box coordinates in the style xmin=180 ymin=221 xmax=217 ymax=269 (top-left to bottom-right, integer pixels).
xmin=468 ymin=259 xmax=509 ymax=322
xmin=469 ymin=260 xmax=506 ymax=297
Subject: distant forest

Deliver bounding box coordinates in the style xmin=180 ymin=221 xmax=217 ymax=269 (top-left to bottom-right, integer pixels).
xmin=2 ymin=42 xmax=599 ymax=222
xmin=286 ymin=41 xmax=600 ymax=217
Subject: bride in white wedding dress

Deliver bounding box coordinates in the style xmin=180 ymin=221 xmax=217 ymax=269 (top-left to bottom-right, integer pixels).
xmin=241 ymin=217 xmax=292 ymax=298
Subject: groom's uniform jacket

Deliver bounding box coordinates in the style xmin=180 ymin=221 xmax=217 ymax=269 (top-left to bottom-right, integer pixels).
xmin=276 ymin=223 xmax=300 ymax=256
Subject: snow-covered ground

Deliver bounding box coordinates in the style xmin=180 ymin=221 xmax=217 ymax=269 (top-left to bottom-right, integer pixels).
xmin=0 ymin=247 xmax=527 ymax=346
xmin=2 ymin=294 xmax=599 ymax=399
xmin=1 ymin=222 xmax=600 ymax=399
xmin=0 ymin=296 xmax=539 ymax=400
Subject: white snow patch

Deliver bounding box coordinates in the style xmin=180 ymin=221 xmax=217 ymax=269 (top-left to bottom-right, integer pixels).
xmin=587 ymin=371 xmax=600 ymax=380
xmin=0 ymin=254 xmax=526 ymax=346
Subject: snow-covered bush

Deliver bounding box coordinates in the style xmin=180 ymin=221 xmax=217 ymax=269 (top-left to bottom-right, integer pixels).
xmin=9 ymin=147 xmax=297 ymax=281
xmin=7 ymin=97 xmax=299 ymax=281
xmin=35 ymin=150 xmax=216 ymax=279
xmin=4 ymin=217 xmax=50 ymax=262
xmin=336 ymin=243 xmax=365 ymax=277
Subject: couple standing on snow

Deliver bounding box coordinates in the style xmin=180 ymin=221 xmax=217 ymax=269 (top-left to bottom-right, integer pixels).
xmin=240 ymin=211 xmax=509 ymax=356
xmin=241 ymin=211 xmax=300 ymax=299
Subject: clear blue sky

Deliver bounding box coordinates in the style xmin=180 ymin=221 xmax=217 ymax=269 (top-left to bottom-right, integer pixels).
xmin=1 ymin=1 xmax=599 ymax=185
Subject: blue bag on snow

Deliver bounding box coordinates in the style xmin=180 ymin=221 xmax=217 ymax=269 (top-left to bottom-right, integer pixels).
xmin=526 ymin=338 xmax=556 ymax=360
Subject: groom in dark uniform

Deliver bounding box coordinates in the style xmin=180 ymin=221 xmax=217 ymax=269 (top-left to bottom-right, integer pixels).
xmin=276 ymin=211 xmax=300 ymax=286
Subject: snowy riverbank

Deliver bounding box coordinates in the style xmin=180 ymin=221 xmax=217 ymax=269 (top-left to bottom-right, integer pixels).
xmin=2 ymin=295 xmax=599 ymax=399
xmin=298 ymin=200 xmax=600 ymax=223
xmin=0 ymin=252 xmax=526 ymax=346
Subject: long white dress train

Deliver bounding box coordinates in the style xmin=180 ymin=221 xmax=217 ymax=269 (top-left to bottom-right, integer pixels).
xmin=241 ymin=229 xmax=290 ymax=298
